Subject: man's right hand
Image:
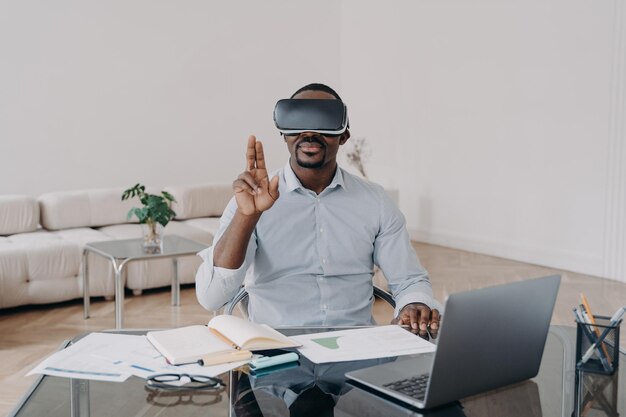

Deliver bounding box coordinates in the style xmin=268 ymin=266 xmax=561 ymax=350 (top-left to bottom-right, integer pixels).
xmin=233 ymin=135 xmax=280 ymax=216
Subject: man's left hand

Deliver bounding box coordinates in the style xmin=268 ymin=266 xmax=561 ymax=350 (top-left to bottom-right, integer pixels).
xmin=391 ymin=303 xmax=440 ymax=336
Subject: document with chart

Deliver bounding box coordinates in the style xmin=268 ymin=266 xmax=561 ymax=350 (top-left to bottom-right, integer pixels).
xmin=292 ymin=325 xmax=436 ymax=364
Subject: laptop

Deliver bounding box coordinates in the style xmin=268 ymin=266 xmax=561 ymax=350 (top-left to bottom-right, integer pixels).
xmin=345 ymin=275 xmax=561 ymax=410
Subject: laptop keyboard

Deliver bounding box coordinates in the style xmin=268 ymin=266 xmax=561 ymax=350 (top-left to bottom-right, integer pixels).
xmin=383 ymin=373 xmax=430 ymax=401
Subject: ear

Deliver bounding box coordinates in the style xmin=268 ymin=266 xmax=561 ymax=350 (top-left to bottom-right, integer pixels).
xmin=339 ymin=129 xmax=351 ymax=145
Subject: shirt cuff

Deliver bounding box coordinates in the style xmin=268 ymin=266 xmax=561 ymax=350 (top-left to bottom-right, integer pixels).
xmin=196 ymin=246 xmax=247 ymax=305
xmin=394 ymin=292 xmax=443 ymax=318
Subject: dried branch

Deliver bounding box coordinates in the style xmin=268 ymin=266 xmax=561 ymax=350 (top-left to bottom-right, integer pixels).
xmin=344 ymin=137 xmax=371 ymax=179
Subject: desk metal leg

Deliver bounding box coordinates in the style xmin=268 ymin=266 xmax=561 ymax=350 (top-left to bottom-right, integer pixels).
xmin=574 ymin=369 xmax=583 ymax=417
xmin=171 ymin=258 xmax=179 ymax=306
xmin=82 ymin=250 xmax=90 ymax=319
xmin=114 ymin=260 xmax=125 ymax=329
xmin=70 ymin=378 xmax=90 ymax=417
xmin=229 ymin=370 xmax=237 ymax=417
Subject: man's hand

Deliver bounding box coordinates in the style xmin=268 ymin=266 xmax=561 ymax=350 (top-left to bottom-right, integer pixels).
xmin=233 ymin=135 xmax=280 ymax=216
xmin=392 ymin=303 xmax=440 ymax=337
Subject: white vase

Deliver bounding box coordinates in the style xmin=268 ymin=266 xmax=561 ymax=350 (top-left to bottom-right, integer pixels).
xmin=142 ymin=222 xmax=164 ymax=254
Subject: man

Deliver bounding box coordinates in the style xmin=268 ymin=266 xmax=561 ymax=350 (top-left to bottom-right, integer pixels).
xmin=196 ymin=83 xmax=440 ymax=333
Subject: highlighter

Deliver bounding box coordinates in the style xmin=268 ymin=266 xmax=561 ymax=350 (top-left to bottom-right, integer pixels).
xmin=249 ymin=352 xmax=299 ymax=370
xmin=249 ymin=361 xmax=299 ymax=377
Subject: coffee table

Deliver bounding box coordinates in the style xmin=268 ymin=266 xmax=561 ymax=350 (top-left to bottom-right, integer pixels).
xmin=8 ymin=326 xmax=626 ymax=417
xmin=82 ymin=235 xmax=208 ymax=329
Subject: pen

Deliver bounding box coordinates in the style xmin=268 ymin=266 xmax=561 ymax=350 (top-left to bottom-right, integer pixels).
xmin=578 ymin=306 xmax=624 ymax=367
xmin=172 ymin=350 xmax=253 ymax=367
xmin=580 ymin=293 xmax=611 ymax=360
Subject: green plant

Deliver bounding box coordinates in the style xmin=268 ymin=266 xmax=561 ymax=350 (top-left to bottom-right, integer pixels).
xmin=121 ymin=183 xmax=176 ymax=234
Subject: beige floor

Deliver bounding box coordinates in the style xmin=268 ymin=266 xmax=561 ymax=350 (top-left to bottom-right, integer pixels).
xmin=1 ymin=242 xmax=625 ymax=416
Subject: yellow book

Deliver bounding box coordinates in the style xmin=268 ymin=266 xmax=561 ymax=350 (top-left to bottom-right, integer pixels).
xmin=147 ymin=315 xmax=300 ymax=366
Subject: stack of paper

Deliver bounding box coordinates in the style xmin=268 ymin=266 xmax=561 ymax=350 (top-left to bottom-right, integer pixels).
xmin=28 ymin=333 xmax=248 ymax=382
xmin=293 ymin=325 xmax=436 ymax=364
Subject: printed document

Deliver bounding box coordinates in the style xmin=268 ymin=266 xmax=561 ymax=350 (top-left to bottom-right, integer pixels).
xmin=28 ymin=333 xmax=248 ymax=382
xmin=293 ymin=325 xmax=436 ymax=364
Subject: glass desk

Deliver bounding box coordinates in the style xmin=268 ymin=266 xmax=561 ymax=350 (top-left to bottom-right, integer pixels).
xmin=83 ymin=235 xmax=208 ymax=329
xmin=8 ymin=326 xmax=624 ymax=417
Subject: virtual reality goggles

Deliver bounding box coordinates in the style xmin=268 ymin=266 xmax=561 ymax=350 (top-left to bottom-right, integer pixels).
xmin=273 ymin=99 xmax=349 ymax=136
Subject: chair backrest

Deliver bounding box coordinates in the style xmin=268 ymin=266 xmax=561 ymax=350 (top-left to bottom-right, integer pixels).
xmin=224 ymin=285 xmax=396 ymax=323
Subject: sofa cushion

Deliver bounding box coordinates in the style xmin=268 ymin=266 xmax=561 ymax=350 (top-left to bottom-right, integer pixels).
xmin=38 ymin=188 xmax=139 ymax=230
xmin=1 ymin=228 xmax=117 ymax=297
xmin=0 ymin=244 xmax=83 ymax=308
xmin=0 ymin=240 xmax=81 ymax=308
xmin=0 ymin=196 xmax=39 ymax=236
xmin=0 ymin=246 xmax=30 ymax=309
xmin=53 ymin=228 xmax=118 ymax=296
xmin=25 ymin=241 xmax=82 ymax=282
xmin=164 ymin=184 xmax=232 ymax=220
xmin=54 ymin=227 xmax=117 ymax=247
xmin=181 ymin=217 xmax=222 ymax=237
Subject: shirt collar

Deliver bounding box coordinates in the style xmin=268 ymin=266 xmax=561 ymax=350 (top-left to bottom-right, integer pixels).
xmin=283 ymin=160 xmax=346 ymax=193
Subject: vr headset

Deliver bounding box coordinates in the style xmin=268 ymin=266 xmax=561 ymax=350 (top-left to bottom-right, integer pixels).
xmin=273 ymin=99 xmax=349 ymax=136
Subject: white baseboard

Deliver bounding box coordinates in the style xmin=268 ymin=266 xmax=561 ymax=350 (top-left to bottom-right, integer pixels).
xmin=408 ymin=228 xmax=609 ymax=280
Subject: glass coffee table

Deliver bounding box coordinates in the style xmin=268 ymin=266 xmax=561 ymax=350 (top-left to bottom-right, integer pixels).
xmin=8 ymin=326 xmax=626 ymax=417
xmin=82 ymin=235 xmax=208 ymax=329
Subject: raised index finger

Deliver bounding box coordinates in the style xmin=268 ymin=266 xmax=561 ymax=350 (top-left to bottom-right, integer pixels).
xmin=255 ymin=140 xmax=266 ymax=170
xmin=246 ymin=135 xmax=257 ymax=171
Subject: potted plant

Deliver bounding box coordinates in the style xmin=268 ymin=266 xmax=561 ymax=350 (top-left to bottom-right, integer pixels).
xmin=122 ymin=183 xmax=176 ymax=253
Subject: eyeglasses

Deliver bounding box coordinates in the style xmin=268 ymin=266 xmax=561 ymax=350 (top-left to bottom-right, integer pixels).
xmin=146 ymin=373 xmax=225 ymax=391
xmin=145 ymin=388 xmax=224 ymax=407
xmin=145 ymin=387 xmax=224 ymax=407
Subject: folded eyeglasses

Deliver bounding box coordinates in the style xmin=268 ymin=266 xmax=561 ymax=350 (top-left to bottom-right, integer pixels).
xmin=146 ymin=373 xmax=225 ymax=391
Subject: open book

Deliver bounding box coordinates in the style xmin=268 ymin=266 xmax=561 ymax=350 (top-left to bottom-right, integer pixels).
xmin=146 ymin=315 xmax=300 ymax=366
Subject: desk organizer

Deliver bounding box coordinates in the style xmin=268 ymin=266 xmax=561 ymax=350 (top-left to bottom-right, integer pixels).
xmin=573 ymin=316 xmax=621 ymax=417
xmin=575 ymin=316 xmax=620 ymax=375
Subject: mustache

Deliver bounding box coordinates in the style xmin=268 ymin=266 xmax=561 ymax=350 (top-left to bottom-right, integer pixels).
xmin=296 ymin=134 xmax=325 ymax=147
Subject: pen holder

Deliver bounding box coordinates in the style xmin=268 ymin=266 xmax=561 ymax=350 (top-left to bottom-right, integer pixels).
xmin=575 ymin=316 xmax=620 ymax=375
xmin=573 ymin=316 xmax=621 ymax=417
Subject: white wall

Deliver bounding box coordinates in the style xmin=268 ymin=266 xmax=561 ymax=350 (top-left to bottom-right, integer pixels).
xmin=340 ymin=0 xmax=626 ymax=282
xmin=0 ymin=0 xmax=342 ymax=196
xmin=2 ymin=1 xmax=625 ymax=282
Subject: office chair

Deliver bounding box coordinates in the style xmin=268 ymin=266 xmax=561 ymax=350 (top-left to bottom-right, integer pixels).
xmin=224 ymin=285 xmax=396 ymax=321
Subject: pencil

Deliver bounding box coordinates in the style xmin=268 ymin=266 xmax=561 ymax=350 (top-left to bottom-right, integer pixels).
xmin=580 ymin=293 xmax=611 ymax=361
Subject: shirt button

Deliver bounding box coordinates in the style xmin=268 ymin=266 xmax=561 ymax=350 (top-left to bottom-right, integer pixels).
xmin=319 ymin=227 xmax=324 ymax=233
xmin=321 ymin=304 xmax=327 ymax=310
xmin=322 ymin=258 xmax=327 ymax=264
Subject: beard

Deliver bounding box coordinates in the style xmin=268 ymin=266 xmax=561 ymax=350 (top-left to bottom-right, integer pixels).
xmin=295 ymin=136 xmax=326 ymax=168
xmin=295 ymin=153 xmax=325 ymax=168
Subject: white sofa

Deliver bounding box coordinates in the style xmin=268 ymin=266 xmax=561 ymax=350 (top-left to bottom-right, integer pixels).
xmin=0 ymin=184 xmax=232 ymax=309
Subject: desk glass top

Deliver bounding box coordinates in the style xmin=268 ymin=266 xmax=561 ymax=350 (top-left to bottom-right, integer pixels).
xmin=84 ymin=235 xmax=207 ymax=259
xmin=9 ymin=326 xmax=625 ymax=417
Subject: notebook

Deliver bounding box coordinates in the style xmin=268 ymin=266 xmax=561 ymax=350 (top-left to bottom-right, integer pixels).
xmin=345 ymin=275 xmax=561 ymax=409
xmin=147 ymin=315 xmax=300 ymax=366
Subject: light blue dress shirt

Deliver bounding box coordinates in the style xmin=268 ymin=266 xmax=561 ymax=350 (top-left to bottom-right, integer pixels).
xmin=195 ymin=162 xmax=439 ymax=326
